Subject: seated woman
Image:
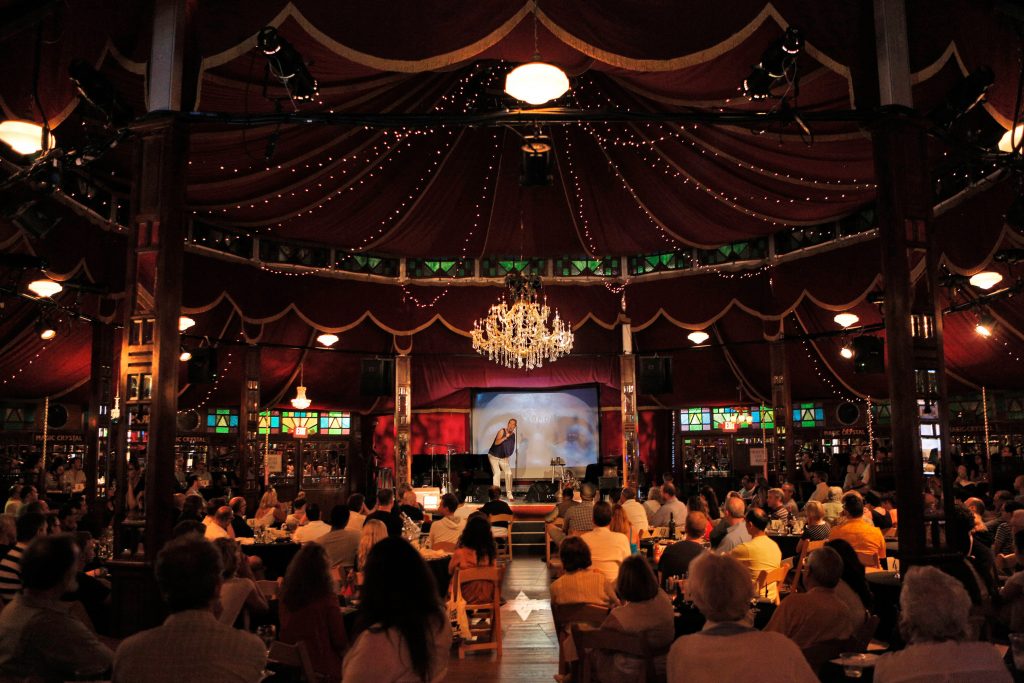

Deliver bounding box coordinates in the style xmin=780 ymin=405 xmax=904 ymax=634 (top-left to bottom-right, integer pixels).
xmin=449 ymin=515 xmax=498 ymax=604
xmin=212 ymin=538 xmax=267 ymax=628
xmin=874 ymin=566 xmax=1010 ymax=683
xmin=592 ymin=556 xmax=674 ymax=683
xmin=254 ymin=488 xmax=286 ymax=528
xmin=356 ymin=519 xmax=389 ymax=584
xmin=343 ymin=537 xmax=451 ymax=682
xmin=825 ymin=538 xmax=871 ymax=629
xmin=280 ymin=543 xmax=349 ymax=681
xmin=686 ymin=496 xmax=714 ymax=541
xmin=609 ymin=504 xmax=634 ymax=550
xmin=667 ymin=553 xmax=818 ymax=683
xmin=550 ymin=537 xmax=618 ymax=607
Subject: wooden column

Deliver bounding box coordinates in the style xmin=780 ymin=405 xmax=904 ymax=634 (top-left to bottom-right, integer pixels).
xmin=620 ymin=319 xmax=639 ymax=491
xmin=238 ymin=345 xmax=261 ymax=501
xmin=85 ymin=321 xmax=114 ymax=504
xmin=769 ymin=338 xmax=795 ymax=477
xmin=394 ymin=354 xmax=411 ymax=486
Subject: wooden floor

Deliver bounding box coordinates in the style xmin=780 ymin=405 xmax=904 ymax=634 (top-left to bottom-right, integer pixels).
xmin=445 ymin=554 xmax=558 ymax=683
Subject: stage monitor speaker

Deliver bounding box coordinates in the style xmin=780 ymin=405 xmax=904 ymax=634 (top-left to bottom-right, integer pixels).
xmin=360 ymin=358 xmax=394 ymax=396
xmin=525 ymin=481 xmax=558 ymax=503
xmin=852 ymin=336 xmax=884 ymax=374
xmin=187 ymin=348 xmax=218 ymax=384
xmin=638 ymin=355 xmax=672 ymax=394
xmin=598 ymin=476 xmax=621 ymax=491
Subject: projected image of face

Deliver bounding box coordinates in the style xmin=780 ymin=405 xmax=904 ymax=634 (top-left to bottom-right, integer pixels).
xmin=473 ymin=388 xmax=599 ymax=478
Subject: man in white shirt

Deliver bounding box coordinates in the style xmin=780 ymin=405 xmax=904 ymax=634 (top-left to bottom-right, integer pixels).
xmin=643 ymin=486 xmax=662 ymax=524
xmin=808 ymin=470 xmax=830 ymax=504
xmin=285 ymin=498 xmax=308 ymax=529
xmin=715 ymin=496 xmax=752 ymax=554
xmin=581 ymin=501 xmax=631 ymax=583
xmin=651 ymin=483 xmax=688 ymax=528
xmin=730 ymin=507 xmax=782 ymax=602
xmin=61 ymin=459 xmax=87 ymax=491
xmin=317 ymin=505 xmax=361 ymax=567
xmin=203 ymin=507 xmax=233 ymax=541
xmin=428 ymin=493 xmax=465 ymax=549
xmin=344 ymin=494 xmax=366 ymax=531
xmin=618 ymin=487 xmax=649 ymax=542
xmin=292 ymin=504 xmax=331 ymax=543
xmin=781 ymin=482 xmax=800 ymax=518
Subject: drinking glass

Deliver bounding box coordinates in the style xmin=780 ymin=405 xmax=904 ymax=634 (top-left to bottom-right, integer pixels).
xmin=839 ymin=652 xmax=867 ymax=678
xmin=256 ymin=624 xmax=276 ymax=651
xmin=1011 ymin=633 xmax=1024 ymax=671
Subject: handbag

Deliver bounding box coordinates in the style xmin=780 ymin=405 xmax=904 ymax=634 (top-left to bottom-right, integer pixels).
xmin=447 ymin=573 xmax=472 ymax=640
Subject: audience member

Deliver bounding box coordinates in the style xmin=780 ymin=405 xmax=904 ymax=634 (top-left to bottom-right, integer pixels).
xmin=545 ymin=487 xmax=579 ymax=523
xmin=609 ymin=504 xmax=634 ymax=547
xmin=184 ymin=474 xmax=204 ymax=501
xmin=765 ymin=488 xmax=790 ymax=522
xmin=714 ymin=496 xmax=752 ymax=553
xmin=212 ymin=538 xmax=266 ymax=627
xmin=366 ymin=489 xmax=403 ymax=537
xmin=0 ymin=512 xmax=46 ymax=601
xmin=293 ymin=503 xmax=331 ymax=543
xmin=730 ymin=507 xmax=782 ymax=602
xmin=285 ymin=498 xmax=308 ymax=529
xmin=651 ymin=484 xmax=688 ymax=528
xmin=580 ymin=501 xmax=631 ymax=583
xmin=0 ymin=514 xmax=14 ymax=555
xmin=667 ymin=552 xmax=817 ymax=683
xmin=179 ymin=495 xmax=206 ymax=525
xmin=344 ymin=537 xmax=451 ymax=682
xmin=560 ymin=483 xmax=597 ymax=540
xmin=428 ymin=494 xmax=465 ymax=550
xmin=699 ymin=486 xmax=721 ymax=521
xmin=63 ymin=531 xmax=111 ymax=634
xmin=280 ymin=543 xmax=349 ymax=681
xmin=449 ymin=515 xmax=498 ymax=604
xmin=480 ymin=485 xmax=513 ymax=538
xmin=781 ymin=482 xmax=800 ymax=518
xmin=643 ymin=486 xmax=662 ymax=523
xmin=3 ymin=485 xmax=21 ymax=516
xmin=204 ymin=506 xmax=234 ymax=541
xmin=318 ymin=505 xmax=361 ymax=568
xmin=172 ymin=519 xmax=206 ymax=538
xmin=255 ymin=489 xmax=286 ymax=527
xmin=825 ymin=538 xmax=872 ymax=625
xmin=765 ymin=546 xmax=855 ymax=648
xmin=659 ymin=511 xmax=708 ymax=580
xmin=828 ymin=492 xmax=885 ymax=566
xmin=398 ymin=489 xmax=425 ymax=524
xmin=618 ymin=487 xmax=650 ymax=540
xmin=999 ymin=530 xmax=1024 ymax=631
xmin=228 ymin=497 xmax=254 ymax=538
xmin=596 ymin=556 xmax=674 ymax=682
xmin=873 ymin=566 xmax=1010 ymax=683
xmin=357 ymin=519 xmax=389 ymax=574
xmin=809 ymin=471 xmax=830 ymax=503
xmin=0 ymin=534 xmax=112 ymax=680
xmin=346 ymin=493 xmax=367 ymax=531
xmin=823 ymin=486 xmax=844 ymax=523
xmin=549 ymin=537 xmax=618 ymax=607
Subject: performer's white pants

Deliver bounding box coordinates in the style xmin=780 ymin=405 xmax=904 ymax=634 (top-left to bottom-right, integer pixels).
xmin=488 ymin=454 xmax=513 ymax=499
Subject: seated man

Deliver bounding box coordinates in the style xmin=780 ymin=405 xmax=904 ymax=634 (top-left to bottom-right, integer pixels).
xmin=730 ymin=507 xmax=782 ymax=602
xmin=765 ymin=488 xmax=790 ymax=523
xmin=714 ymin=496 xmax=752 ymax=554
xmin=781 ymin=482 xmax=800 ymax=518
xmin=480 ymin=485 xmax=513 ymax=537
xmin=292 ymin=504 xmax=331 ymax=543
xmin=650 ymin=483 xmax=688 ymax=529
xmin=0 ymin=534 xmax=112 ymax=681
xmin=113 ymin=536 xmax=267 ymax=682
xmin=228 ymin=497 xmax=254 ymax=539
xmin=203 ymin=506 xmax=234 ymax=541
xmin=581 ymin=501 xmax=631 ymax=583
xmin=317 ymin=505 xmax=361 ymax=568
xmin=344 ymin=493 xmax=367 ymax=531
xmin=428 ymin=493 xmax=465 ymax=550
xmin=544 ymin=487 xmax=578 ymax=525
xmin=764 ymin=546 xmax=855 ymax=648
xmin=618 ymin=487 xmax=650 ymax=541
xmin=366 ymin=489 xmax=403 ymax=537
xmin=659 ymin=511 xmax=707 ymax=580
xmin=284 ymin=498 xmax=308 ymax=529
xmin=556 ymin=484 xmax=597 ymax=543
xmin=828 ymin=492 xmax=885 ymax=567
xmin=0 ymin=512 xmax=48 ymax=602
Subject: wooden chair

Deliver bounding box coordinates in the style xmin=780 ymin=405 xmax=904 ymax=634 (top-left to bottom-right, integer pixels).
xmin=456 ymin=566 xmax=503 ymax=659
xmin=490 ymin=513 xmax=515 ymax=564
xmin=846 ymin=612 xmax=880 ymax=653
xmin=551 ymin=603 xmax=611 ymax=678
xmin=793 ymin=539 xmax=826 ymax=591
xmin=856 ymin=550 xmax=882 ymax=571
xmin=572 ymin=625 xmax=668 ymax=683
xmin=755 ymin=559 xmax=793 ymax=603
xmin=268 ymin=640 xmax=323 ymax=682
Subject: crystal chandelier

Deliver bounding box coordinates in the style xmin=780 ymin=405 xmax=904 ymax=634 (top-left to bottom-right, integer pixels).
xmin=471 ymin=273 xmax=574 ymax=370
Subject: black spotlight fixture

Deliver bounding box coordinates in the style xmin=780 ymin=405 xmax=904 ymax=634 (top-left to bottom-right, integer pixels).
xmin=742 ymin=27 xmax=803 ymax=100
xmin=68 ymin=59 xmax=133 ymax=126
xmin=257 ymin=27 xmax=318 ymax=101
xmin=851 ymin=335 xmax=885 ymax=374
xmin=929 ymin=66 xmax=995 ymax=129
xmin=520 ymin=133 xmax=553 ymax=187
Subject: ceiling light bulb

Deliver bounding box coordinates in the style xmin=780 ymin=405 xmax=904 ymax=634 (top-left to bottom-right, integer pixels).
xmin=840 ymin=345 xmax=854 ymax=359
xmin=504 ymin=62 xmax=570 ymax=105
xmin=27 ymin=279 xmax=62 ymax=298
xmin=291 ymin=385 xmax=311 ymax=410
xmin=39 ymin=327 xmax=56 ymax=341
xmin=687 ymin=330 xmax=710 ymax=345
xmin=317 ymin=333 xmax=339 ymax=347
xmin=975 ymin=322 xmax=993 ymax=337
xmin=833 ymin=312 xmax=860 ymax=328
xmin=179 ymin=350 xmax=192 ymax=362
xmin=0 ymin=120 xmax=50 ymax=155
xmin=178 ymin=316 xmax=195 ymax=332
xmin=968 ymin=271 xmax=1003 ymax=290
xmin=999 ymin=124 xmax=1024 ymax=153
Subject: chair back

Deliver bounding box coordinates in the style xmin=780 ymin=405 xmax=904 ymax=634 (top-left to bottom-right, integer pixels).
xmin=572 ymin=625 xmax=665 ymax=683
xmin=856 ymin=550 xmax=881 ymax=569
xmin=551 ymin=602 xmax=610 ymax=634
xmin=846 ymin=612 xmax=879 ymax=653
xmin=489 ymin=513 xmax=515 ymax=526
xmin=794 ymin=539 xmax=826 ymax=591
xmin=432 ymin=540 xmax=457 ymax=552
xmin=456 ymin=566 xmax=502 ymax=608
xmin=801 ymin=638 xmax=847 ymax=675
xmin=268 ymin=640 xmax=320 ymax=682
xmin=756 ymin=560 xmax=792 ymax=602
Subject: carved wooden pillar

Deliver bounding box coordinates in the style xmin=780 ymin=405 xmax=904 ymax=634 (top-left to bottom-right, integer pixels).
xmin=238 ymin=345 xmax=261 ymax=501
xmin=620 ymin=319 xmax=639 ymax=491
xmin=394 ymin=354 xmax=411 ymax=486
xmin=769 ymin=339 xmax=794 ymax=477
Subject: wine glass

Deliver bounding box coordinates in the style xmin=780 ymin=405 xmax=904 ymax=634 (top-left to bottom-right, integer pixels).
xmin=256 ymin=624 xmax=276 ymax=651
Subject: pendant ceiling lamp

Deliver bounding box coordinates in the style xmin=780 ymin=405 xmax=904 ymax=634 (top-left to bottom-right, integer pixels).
xmin=0 ymin=120 xmax=50 ymax=156
xmin=291 ymin=364 xmax=312 ymax=409
xmin=504 ymin=12 xmax=569 ymax=105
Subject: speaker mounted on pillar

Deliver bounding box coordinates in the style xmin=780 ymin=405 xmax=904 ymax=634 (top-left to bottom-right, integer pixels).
xmin=638 ymin=355 xmax=672 ymax=394
xmin=360 ymin=358 xmax=394 ymax=396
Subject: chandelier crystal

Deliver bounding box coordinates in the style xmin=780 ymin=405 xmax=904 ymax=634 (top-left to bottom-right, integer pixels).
xmin=471 ymin=273 xmax=574 ymax=370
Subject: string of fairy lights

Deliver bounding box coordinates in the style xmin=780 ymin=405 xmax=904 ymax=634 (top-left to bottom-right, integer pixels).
xmin=0 ymin=345 xmax=50 ymax=386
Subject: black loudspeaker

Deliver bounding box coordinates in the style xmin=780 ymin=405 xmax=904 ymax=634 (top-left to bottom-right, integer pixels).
xmin=526 ymin=481 xmax=558 ymax=503
xmin=176 ymin=409 xmax=201 ymax=432
xmin=187 ymin=348 xmax=218 ymax=383
xmin=360 ymin=358 xmax=394 ymax=396
xmin=638 ymin=355 xmax=672 ymax=394
xmin=46 ymin=403 xmax=68 ymax=429
xmin=836 ymin=402 xmax=862 ymax=426
xmin=852 ymin=336 xmax=885 ymax=374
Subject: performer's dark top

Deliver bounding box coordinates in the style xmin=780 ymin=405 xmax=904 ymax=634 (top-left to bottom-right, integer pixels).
xmin=488 ymin=430 xmax=515 ymax=458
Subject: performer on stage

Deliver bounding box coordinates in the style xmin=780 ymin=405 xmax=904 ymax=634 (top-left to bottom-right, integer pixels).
xmin=487 ymin=418 xmax=517 ymax=501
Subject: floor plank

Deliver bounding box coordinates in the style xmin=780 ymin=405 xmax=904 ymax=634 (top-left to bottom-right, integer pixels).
xmin=445 ymin=555 xmax=558 ymax=683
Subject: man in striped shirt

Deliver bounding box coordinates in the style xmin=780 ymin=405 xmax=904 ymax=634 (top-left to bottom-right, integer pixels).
xmin=0 ymin=512 xmax=47 ymax=602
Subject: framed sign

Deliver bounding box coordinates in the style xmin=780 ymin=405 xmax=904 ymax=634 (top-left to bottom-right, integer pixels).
xmin=266 ymin=452 xmax=283 ymax=473
xmin=749 ymin=447 xmax=767 ymax=466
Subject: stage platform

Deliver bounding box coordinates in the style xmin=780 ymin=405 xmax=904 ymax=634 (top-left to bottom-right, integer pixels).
xmin=423 ymin=501 xmax=554 ymax=519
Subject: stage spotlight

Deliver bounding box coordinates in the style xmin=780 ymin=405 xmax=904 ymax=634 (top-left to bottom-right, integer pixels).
xmin=520 ymin=134 xmax=553 ymax=187
xmin=852 ymin=336 xmax=885 ymax=374
xmin=687 ymin=330 xmax=710 ymax=345
xmin=257 ymin=27 xmax=319 ymax=101
xmin=742 ymin=68 xmax=774 ymax=99
xmin=742 ymin=27 xmax=803 ymax=100
xmin=975 ymin=313 xmax=995 ymax=337
xmin=68 ymin=59 xmax=133 ymax=126
xmin=929 ymin=66 xmax=995 ymax=129
xmin=179 ymin=349 xmax=192 ymax=362
xmin=35 ymin=315 xmax=56 ymax=341
xmin=840 ymin=344 xmax=854 ymax=360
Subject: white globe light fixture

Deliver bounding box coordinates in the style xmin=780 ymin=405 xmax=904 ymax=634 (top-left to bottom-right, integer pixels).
xmin=999 ymin=125 xmax=1024 ymax=153
xmin=27 ymin=278 xmax=62 ymax=298
xmin=179 ymin=349 xmax=192 ymax=362
xmin=505 ymin=61 xmax=570 ymax=105
xmin=687 ymin=330 xmax=710 ymax=345
xmin=833 ymin=312 xmax=860 ymax=328
xmin=316 ymin=333 xmax=339 ymax=347
xmin=178 ymin=316 xmax=196 ymax=332
xmin=840 ymin=344 xmax=854 ymax=360
xmin=0 ymin=120 xmax=50 ymax=155
xmin=969 ymin=271 xmax=1003 ymax=290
